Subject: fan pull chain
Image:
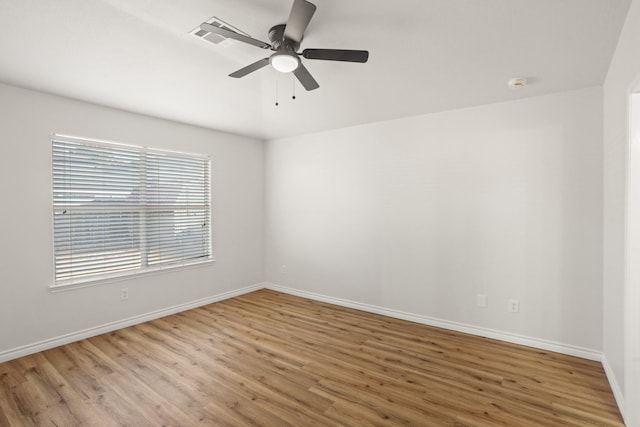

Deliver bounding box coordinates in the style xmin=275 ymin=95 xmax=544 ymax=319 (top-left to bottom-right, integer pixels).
xmin=275 ymin=77 xmax=298 ymax=106
xmin=292 ymin=75 xmax=296 ymax=100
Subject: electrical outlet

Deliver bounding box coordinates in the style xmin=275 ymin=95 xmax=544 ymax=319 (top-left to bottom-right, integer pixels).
xmin=477 ymin=294 xmax=487 ymax=308
xmin=281 ymin=265 xmax=287 ymax=274
xmin=120 ymin=288 xmax=129 ymax=301
xmin=508 ymin=299 xmax=519 ymax=313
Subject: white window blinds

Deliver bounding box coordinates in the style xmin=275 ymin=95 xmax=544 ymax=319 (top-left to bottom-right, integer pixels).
xmin=52 ymin=135 xmax=212 ymax=286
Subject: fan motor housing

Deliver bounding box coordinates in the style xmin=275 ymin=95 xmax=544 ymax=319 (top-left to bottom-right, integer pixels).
xmin=269 ymin=24 xmax=300 ymax=51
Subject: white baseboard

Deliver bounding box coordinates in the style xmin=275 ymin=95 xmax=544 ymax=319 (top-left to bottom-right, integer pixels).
xmin=1 ymin=282 xmax=602 ymax=363
xmin=602 ymin=354 xmax=627 ymax=423
xmin=0 ymin=283 xmax=265 ymax=363
xmin=265 ymin=283 xmax=602 ymax=362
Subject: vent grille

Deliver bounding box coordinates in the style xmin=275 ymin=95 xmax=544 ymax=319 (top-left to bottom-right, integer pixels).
xmin=190 ymin=17 xmax=250 ymax=46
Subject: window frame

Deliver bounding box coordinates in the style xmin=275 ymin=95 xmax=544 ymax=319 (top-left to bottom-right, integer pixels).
xmin=50 ymin=134 xmax=214 ymax=291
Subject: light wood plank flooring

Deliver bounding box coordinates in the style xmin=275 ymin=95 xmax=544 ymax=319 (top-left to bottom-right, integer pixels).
xmin=0 ymin=289 xmax=624 ymax=426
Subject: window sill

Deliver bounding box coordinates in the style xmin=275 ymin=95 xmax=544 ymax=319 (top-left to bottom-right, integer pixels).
xmin=49 ymin=258 xmax=216 ymax=293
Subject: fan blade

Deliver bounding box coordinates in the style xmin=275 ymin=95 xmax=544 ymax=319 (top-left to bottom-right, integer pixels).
xmin=200 ymin=23 xmax=271 ymax=49
xmin=293 ymin=63 xmax=319 ymax=91
xmin=229 ymin=58 xmax=270 ymax=78
xmin=284 ymin=0 xmax=316 ymax=44
xmin=302 ymin=49 xmax=369 ymax=63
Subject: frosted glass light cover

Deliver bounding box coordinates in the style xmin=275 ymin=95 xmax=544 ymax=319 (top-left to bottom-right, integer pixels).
xmin=270 ymin=52 xmax=300 ymax=73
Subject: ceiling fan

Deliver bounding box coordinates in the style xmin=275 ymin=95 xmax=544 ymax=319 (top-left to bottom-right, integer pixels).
xmin=199 ymin=0 xmax=369 ymax=91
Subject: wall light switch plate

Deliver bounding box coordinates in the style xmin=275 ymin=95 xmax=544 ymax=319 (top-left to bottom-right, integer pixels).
xmin=477 ymin=294 xmax=487 ymax=308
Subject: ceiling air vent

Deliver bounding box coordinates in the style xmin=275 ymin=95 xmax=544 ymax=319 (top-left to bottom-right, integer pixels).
xmin=190 ymin=17 xmax=249 ymax=47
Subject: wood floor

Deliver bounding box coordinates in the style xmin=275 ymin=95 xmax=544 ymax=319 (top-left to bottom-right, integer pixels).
xmin=0 ymin=290 xmax=624 ymax=426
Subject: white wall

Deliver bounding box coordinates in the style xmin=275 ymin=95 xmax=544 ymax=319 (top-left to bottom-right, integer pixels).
xmin=603 ymin=0 xmax=640 ymax=423
xmin=0 ymin=82 xmax=264 ymax=358
xmin=624 ymin=94 xmax=640 ymax=426
xmin=265 ymin=87 xmax=603 ymax=352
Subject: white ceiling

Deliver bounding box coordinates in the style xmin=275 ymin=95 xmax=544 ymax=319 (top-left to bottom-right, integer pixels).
xmin=0 ymin=0 xmax=631 ymax=140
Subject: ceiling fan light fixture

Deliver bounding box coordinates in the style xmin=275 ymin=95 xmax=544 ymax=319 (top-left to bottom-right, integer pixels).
xmin=270 ymin=51 xmax=300 ymax=73
xmin=210 ymin=0 xmax=367 ymax=90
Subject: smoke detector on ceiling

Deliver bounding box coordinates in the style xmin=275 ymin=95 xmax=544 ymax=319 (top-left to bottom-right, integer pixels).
xmin=508 ymin=77 xmax=527 ymax=89
xmin=190 ymin=17 xmax=249 ymax=47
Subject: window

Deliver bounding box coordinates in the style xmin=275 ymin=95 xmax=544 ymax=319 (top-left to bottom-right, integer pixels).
xmin=52 ymin=134 xmax=212 ymax=287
